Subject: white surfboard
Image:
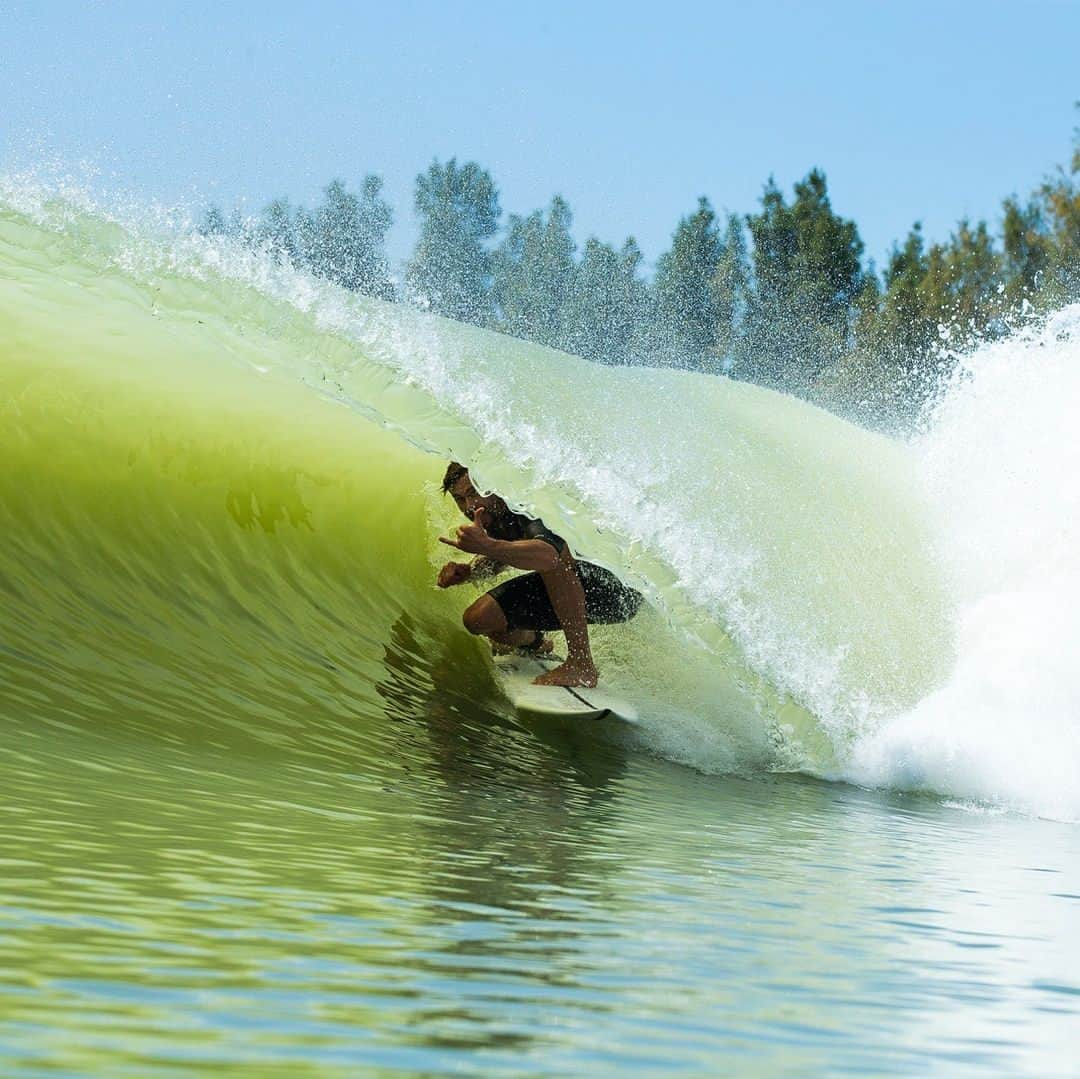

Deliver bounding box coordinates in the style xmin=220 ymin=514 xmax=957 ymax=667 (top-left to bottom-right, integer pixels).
xmin=493 ymin=653 xmax=639 ymax=724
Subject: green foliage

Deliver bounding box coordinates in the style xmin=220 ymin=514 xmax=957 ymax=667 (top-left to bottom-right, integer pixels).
xmin=649 ymin=197 xmax=725 ymax=370
xmin=828 ymin=218 xmax=1006 ymax=425
xmin=200 ymin=178 xmax=396 ymax=301
xmin=198 ymin=205 xmax=228 ymax=237
xmin=739 ymin=169 xmax=866 ymax=390
xmin=195 ymin=109 xmax=1080 ymax=431
xmin=1033 ymin=141 xmax=1080 ymax=306
xmin=711 ymin=214 xmax=749 ymax=370
xmin=255 ymin=197 xmax=299 ymax=263
xmin=406 ymin=158 xmax=501 ymax=324
xmin=306 ymin=177 xmax=395 ymax=300
xmin=874 ymin=224 xmax=938 ymax=383
xmin=491 ymin=196 xmax=576 ymax=348
xmin=919 ymin=219 xmax=1003 ymax=347
xmin=819 ymin=226 xmax=934 ymax=425
xmin=560 ymin=236 xmax=650 ymax=365
xmin=1001 ymin=197 xmax=1051 ymax=308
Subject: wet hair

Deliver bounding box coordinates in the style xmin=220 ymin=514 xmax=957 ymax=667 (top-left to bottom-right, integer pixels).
xmin=442 ymin=461 xmax=469 ymax=494
xmin=441 ymin=462 xmax=513 ymax=531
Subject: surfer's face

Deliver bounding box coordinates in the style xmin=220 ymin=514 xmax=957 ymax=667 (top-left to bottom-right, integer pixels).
xmin=449 ymin=472 xmax=504 ymax=528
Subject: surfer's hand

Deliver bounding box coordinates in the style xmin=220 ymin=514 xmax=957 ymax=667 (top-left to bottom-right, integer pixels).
xmin=439 ymin=510 xmax=492 ymax=556
xmin=437 ymin=561 xmax=472 ymax=588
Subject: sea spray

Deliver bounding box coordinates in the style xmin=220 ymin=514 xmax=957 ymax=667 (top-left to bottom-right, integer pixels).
xmin=849 ymin=306 xmax=1080 ymax=819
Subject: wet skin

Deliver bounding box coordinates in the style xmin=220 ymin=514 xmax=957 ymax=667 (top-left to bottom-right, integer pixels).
xmin=437 ymin=472 xmax=599 ymax=687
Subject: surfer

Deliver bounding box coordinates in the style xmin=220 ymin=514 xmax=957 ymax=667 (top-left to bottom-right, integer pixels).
xmin=436 ymin=463 xmax=642 ymax=688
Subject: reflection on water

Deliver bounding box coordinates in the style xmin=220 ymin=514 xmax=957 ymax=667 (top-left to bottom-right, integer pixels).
xmin=2 ymin=636 xmax=1078 ymax=1076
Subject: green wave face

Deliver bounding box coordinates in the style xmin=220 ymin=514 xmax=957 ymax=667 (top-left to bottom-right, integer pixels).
xmin=0 ymin=193 xmax=952 ymax=773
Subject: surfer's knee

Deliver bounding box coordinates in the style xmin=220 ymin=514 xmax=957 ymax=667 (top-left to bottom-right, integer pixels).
xmin=462 ymin=596 xmax=506 ymax=636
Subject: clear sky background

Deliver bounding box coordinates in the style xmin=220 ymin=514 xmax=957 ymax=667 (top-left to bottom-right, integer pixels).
xmin=3 ymin=0 xmax=1078 ymax=274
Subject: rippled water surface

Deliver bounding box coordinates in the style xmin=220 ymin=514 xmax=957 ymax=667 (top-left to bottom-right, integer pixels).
xmin=2 ymin=687 xmax=1078 ymax=1076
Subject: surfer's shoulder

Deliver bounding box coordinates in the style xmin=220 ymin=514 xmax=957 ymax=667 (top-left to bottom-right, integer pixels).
xmin=520 ymin=517 xmax=567 ymax=555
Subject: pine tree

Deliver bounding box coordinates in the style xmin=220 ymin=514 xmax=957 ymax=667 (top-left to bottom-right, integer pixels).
xmin=258 ymin=197 xmax=301 ymax=263
xmin=711 ymin=213 xmax=749 ymax=371
xmin=1001 ymin=196 xmax=1051 ymax=308
xmin=919 ymin=219 xmax=1003 ymax=348
xmin=649 ymin=197 xmax=724 ymax=369
xmin=740 ymin=170 xmax=866 ymax=390
xmin=878 ymin=224 xmax=936 ymax=370
xmin=1034 ymin=120 xmax=1080 ymax=306
xmin=854 ymin=223 xmax=940 ymax=413
xmin=407 ymin=158 xmax=501 ymax=324
xmin=491 ymin=195 xmax=576 ymax=348
xmin=308 ymin=177 xmax=395 ymax=300
xmin=560 ymin=236 xmax=649 ymax=364
xmin=198 ymin=205 xmax=228 ymax=237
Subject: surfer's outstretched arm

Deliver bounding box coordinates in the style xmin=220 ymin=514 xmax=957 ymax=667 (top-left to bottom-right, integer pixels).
xmin=439 ymin=514 xmax=559 ymax=572
xmin=469 ymin=555 xmax=507 ymax=580
xmin=436 ymin=555 xmax=509 ymax=589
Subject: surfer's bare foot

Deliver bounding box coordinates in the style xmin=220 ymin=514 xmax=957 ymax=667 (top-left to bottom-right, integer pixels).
xmin=533 ymin=661 xmax=598 ymax=688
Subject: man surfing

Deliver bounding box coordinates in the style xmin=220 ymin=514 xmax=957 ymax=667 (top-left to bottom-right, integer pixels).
xmin=437 ymin=463 xmax=642 ymax=688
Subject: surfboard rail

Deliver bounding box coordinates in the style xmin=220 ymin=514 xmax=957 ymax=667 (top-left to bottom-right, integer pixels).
xmin=492 ymin=654 xmax=639 ymax=724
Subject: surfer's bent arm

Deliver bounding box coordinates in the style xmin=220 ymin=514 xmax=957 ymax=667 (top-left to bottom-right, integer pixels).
xmin=468 ymin=555 xmax=507 ymax=580
xmin=481 ymin=538 xmax=560 ymax=573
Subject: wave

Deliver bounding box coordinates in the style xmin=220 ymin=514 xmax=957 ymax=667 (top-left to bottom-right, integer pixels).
xmin=3 ymin=179 xmax=1072 ymax=819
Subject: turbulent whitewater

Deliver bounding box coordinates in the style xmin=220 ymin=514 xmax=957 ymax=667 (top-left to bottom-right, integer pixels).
xmin=2 ymin=184 xmax=1076 ymax=818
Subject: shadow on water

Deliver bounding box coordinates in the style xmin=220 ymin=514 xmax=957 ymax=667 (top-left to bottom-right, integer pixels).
xmin=376 ymin=610 xmax=631 ymax=794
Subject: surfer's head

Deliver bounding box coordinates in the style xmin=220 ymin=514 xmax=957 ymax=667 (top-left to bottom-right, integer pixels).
xmin=442 ymin=462 xmax=508 ymax=530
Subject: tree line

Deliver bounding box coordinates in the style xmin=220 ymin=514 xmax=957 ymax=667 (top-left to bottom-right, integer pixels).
xmin=201 ymin=117 xmax=1080 ymax=428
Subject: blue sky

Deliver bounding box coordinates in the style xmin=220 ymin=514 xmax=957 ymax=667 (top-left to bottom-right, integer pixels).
xmin=3 ymin=0 xmax=1078 ymax=274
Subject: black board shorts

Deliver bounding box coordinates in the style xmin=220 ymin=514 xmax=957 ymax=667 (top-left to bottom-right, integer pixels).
xmin=488 ymin=562 xmax=644 ymax=632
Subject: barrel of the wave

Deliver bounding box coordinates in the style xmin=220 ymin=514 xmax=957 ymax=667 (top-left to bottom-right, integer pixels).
xmin=0 ymin=202 xmax=474 ymax=747
xmin=1 ymin=195 xmax=954 ymax=781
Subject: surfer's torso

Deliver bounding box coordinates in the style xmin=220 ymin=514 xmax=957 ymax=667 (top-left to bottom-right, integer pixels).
xmin=483 ymin=511 xmax=643 ymax=633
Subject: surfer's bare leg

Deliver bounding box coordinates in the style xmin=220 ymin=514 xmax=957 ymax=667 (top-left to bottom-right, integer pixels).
xmin=488 ymin=630 xmax=554 ymax=655
xmin=534 ymin=550 xmax=598 ymax=688
xmin=462 ymin=594 xmax=508 ymax=637
xmin=462 ymin=596 xmax=553 ymax=655
xmin=461 ymin=596 xmax=544 ymax=651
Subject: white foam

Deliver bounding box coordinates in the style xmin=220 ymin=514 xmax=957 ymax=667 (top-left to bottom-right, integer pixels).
xmin=848 ymin=306 xmax=1080 ymax=820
